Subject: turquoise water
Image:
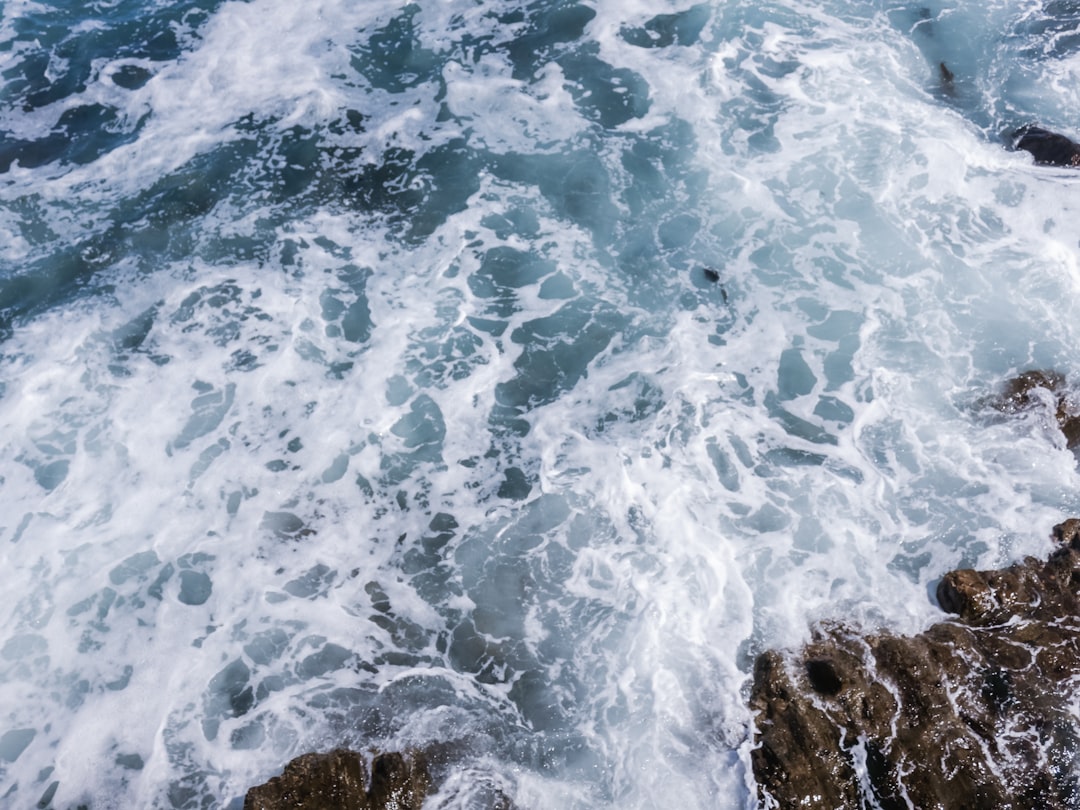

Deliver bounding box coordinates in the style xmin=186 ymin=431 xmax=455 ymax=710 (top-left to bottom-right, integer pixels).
xmin=2 ymin=0 xmax=1080 ymax=807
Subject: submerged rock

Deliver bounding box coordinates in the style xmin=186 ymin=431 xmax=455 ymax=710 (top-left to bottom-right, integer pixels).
xmin=938 ymin=61 xmax=955 ymax=95
xmin=244 ymin=748 xmax=431 ymax=810
xmin=751 ymin=520 xmax=1080 ymax=809
xmin=987 ymin=369 xmax=1080 ymax=449
xmin=1014 ymin=125 xmax=1080 ymax=167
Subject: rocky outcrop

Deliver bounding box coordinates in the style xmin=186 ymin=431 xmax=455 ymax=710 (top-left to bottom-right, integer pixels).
xmin=1014 ymin=125 xmax=1080 ymax=167
xmin=751 ymin=519 xmax=1080 ymax=809
xmin=244 ymin=748 xmax=431 ymax=810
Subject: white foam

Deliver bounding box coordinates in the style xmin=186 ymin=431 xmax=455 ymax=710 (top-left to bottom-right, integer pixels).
xmin=3 ymin=0 xmax=1080 ymax=807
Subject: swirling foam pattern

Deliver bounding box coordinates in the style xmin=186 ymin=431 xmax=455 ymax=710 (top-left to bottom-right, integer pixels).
xmin=2 ymin=0 xmax=1080 ymax=807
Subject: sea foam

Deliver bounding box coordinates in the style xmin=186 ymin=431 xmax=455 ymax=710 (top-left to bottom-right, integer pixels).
xmin=1 ymin=0 xmax=1080 ymax=807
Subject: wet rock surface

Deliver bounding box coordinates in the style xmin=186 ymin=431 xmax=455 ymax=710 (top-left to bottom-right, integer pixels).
xmin=751 ymin=519 xmax=1080 ymax=809
xmin=1014 ymin=125 xmax=1080 ymax=167
xmin=986 ymin=369 xmax=1080 ymax=449
xmin=244 ymin=748 xmax=431 ymax=810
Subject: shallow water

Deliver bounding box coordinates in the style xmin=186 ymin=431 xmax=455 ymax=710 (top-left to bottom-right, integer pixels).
xmin=2 ymin=0 xmax=1080 ymax=807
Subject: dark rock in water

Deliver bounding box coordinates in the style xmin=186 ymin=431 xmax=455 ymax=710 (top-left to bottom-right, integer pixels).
xmin=751 ymin=519 xmax=1080 ymax=809
xmin=987 ymin=369 xmax=1080 ymax=449
xmin=111 ymin=64 xmax=152 ymax=90
xmin=244 ymin=749 xmax=431 ymax=810
xmin=938 ymin=61 xmax=955 ymax=94
xmin=1014 ymin=125 xmax=1080 ymax=167
xmin=698 ymin=267 xmax=729 ymax=304
xmin=995 ymin=369 xmax=1067 ymax=413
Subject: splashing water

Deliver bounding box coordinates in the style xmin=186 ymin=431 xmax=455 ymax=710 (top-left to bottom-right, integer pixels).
xmin=2 ymin=0 xmax=1080 ymax=807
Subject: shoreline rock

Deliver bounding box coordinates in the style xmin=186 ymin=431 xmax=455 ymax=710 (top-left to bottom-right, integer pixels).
xmin=244 ymin=748 xmax=431 ymax=810
xmin=751 ymin=519 xmax=1080 ymax=809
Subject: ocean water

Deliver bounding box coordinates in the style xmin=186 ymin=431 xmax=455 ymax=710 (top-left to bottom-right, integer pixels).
xmin=2 ymin=0 xmax=1080 ymax=807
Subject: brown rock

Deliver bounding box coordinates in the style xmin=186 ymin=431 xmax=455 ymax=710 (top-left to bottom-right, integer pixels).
xmin=1053 ymin=518 xmax=1080 ymax=549
xmin=245 ymin=749 xmax=431 ymax=810
xmin=935 ymin=558 xmax=1045 ymax=625
xmin=751 ymin=520 xmax=1080 ymax=809
xmin=368 ymin=751 xmax=431 ymax=810
xmin=989 ymin=370 xmax=1080 ymax=448
xmin=996 ymin=369 xmax=1066 ymax=411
